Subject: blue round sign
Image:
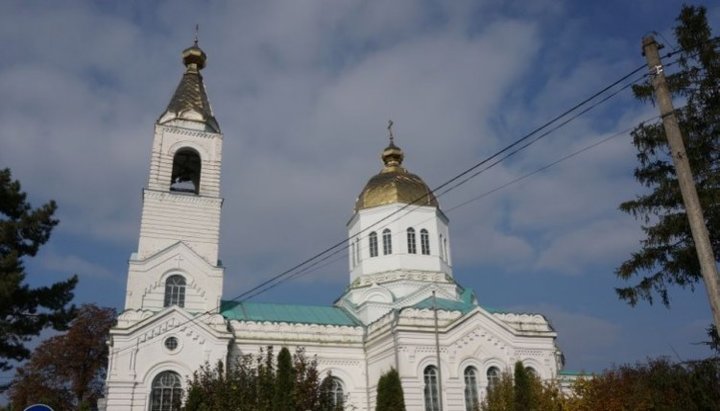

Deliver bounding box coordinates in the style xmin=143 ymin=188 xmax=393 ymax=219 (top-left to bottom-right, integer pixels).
xmin=24 ymin=405 xmax=54 ymax=411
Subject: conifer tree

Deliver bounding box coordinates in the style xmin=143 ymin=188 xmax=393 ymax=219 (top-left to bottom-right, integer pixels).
xmin=0 ymin=168 xmax=77 ymax=370
xmin=617 ymin=5 xmax=720 ymax=306
xmin=318 ymin=373 xmax=342 ymax=411
xmin=375 ymin=368 xmax=405 ymax=411
xmin=257 ymin=346 xmax=275 ymax=411
xmin=513 ymin=362 xmax=533 ymax=411
xmin=273 ymin=347 xmax=295 ymax=411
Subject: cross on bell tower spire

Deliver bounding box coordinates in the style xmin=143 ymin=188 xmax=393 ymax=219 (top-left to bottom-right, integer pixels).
xmin=387 ymin=119 xmax=395 ymax=145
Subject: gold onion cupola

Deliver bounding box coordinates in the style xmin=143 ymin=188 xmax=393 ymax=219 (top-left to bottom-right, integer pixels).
xmin=157 ymin=37 xmax=220 ymax=133
xmin=354 ymin=121 xmax=439 ymax=211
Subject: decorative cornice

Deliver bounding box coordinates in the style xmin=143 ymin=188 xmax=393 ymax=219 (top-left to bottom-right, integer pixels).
xmin=158 ymin=124 xmax=222 ymax=140
xmin=514 ymin=349 xmax=546 ymax=358
xmin=398 ymin=308 xmax=462 ymax=327
xmin=350 ymin=270 xmax=454 ymax=289
xmin=229 ymin=320 xmax=364 ymax=344
xmin=318 ymin=358 xmax=362 ymax=368
xmin=493 ymin=313 xmax=554 ymax=333
xmin=116 ymin=309 xmax=155 ymax=328
xmin=144 ymin=188 xmax=222 ymax=205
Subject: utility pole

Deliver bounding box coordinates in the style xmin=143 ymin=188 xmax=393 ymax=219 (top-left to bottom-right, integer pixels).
xmin=642 ymin=35 xmax=720 ymax=335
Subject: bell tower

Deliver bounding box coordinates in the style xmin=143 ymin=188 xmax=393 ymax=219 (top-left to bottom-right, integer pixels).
xmin=124 ymin=40 xmax=225 ymax=314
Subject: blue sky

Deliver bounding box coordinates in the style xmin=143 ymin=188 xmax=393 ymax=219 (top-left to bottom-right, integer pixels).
xmin=2 ymin=0 xmax=720 ymax=385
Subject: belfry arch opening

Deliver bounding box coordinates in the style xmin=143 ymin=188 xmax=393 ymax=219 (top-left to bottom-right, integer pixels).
xmin=170 ymin=148 xmax=201 ymax=194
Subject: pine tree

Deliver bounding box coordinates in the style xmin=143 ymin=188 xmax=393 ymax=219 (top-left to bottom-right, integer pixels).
xmin=273 ymin=347 xmax=295 ymax=411
xmin=0 ymin=168 xmax=77 ymax=370
xmin=375 ymin=368 xmax=405 ymax=411
xmin=257 ymin=346 xmax=275 ymax=411
xmin=513 ymin=362 xmax=533 ymax=411
xmin=293 ymin=347 xmax=321 ymax=411
xmin=617 ymin=5 xmax=720 ymax=306
xmin=318 ymin=373 xmax=341 ymax=411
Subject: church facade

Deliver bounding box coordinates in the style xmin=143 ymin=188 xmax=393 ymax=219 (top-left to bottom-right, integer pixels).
xmin=102 ymin=42 xmax=565 ymax=411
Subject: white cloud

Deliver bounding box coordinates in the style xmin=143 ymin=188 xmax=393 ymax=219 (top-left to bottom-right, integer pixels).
xmin=513 ymin=304 xmax=621 ymax=371
xmin=41 ymin=253 xmax=118 ymax=281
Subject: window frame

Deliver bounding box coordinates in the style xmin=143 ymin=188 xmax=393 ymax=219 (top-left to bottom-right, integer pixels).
xmin=407 ymin=227 xmax=417 ymax=254
xmin=424 ymin=365 xmax=440 ymax=411
xmin=464 ymin=366 xmax=479 ymax=411
xmin=420 ymin=229 xmax=430 ymax=255
xmin=486 ymin=366 xmax=501 ymax=391
xmin=382 ymin=228 xmax=392 ymax=255
xmin=329 ymin=377 xmax=345 ymax=408
xmin=164 ymin=275 xmax=186 ymax=308
xmin=369 ymin=232 xmax=378 ymax=257
xmin=149 ymin=371 xmax=183 ymax=411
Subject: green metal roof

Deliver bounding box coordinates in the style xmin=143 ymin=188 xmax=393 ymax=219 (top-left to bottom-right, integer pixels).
xmin=409 ymin=288 xmax=509 ymax=315
xmin=220 ymin=300 xmax=362 ymax=327
xmin=411 ymin=288 xmax=477 ymax=314
xmin=412 ymin=296 xmax=474 ymax=313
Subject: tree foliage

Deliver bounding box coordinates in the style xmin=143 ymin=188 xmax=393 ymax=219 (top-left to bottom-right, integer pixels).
xmin=568 ymin=358 xmax=720 ymax=411
xmin=617 ymin=5 xmax=720 ymax=306
xmin=513 ymin=362 xmax=532 ymax=411
xmin=482 ymin=362 xmax=567 ymax=411
xmin=0 ymin=168 xmax=78 ymax=370
xmin=273 ymin=346 xmax=295 ymax=411
xmin=183 ymin=346 xmax=340 ymax=411
xmin=375 ymin=368 xmax=405 ymax=411
xmin=7 ymin=304 xmax=116 ymax=410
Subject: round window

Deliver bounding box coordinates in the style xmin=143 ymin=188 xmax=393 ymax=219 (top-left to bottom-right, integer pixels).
xmin=164 ymin=336 xmax=178 ymax=351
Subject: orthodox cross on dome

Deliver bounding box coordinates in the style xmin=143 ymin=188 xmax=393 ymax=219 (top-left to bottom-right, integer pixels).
xmin=194 ymin=24 xmax=199 ymax=46
xmin=387 ymin=119 xmax=395 ymax=144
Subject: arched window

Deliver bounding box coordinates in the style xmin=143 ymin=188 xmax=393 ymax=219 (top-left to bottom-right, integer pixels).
xmin=439 ymin=235 xmax=444 ymax=260
xmin=487 ymin=366 xmax=501 ymax=391
xmin=444 ymin=237 xmax=449 ymax=263
xmin=464 ymin=367 xmax=479 ymax=411
xmin=525 ymin=366 xmax=538 ymax=378
xmin=170 ymin=148 xmax=201 ymax=194
xmin=407 ymin=228 xmax=417 ymax=254
xmin=164 ymin=275 xmax=186 ymax=308
xmin=424 ymin=365 xmax=440 ymax=411
xmin=328 ymin=377 xmax=345 ymax=408
xmin=420 ymin=229 xmax=430 ymax=255
xmin=383 ymin=229 xmax=392 ymax=255
xmin=351 ymin=240 xmax=356 ymax=268
xmin=149 ymin=371 xmax=182 ymax=411
xmin=369 ymin=232 xmax=378 ymax=257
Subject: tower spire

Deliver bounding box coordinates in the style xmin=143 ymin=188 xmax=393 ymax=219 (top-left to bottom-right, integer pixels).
xmin=381 ymin=120 xmax=404 ymax=169
xmin=157 ymin=34 xmax=220 ymax=132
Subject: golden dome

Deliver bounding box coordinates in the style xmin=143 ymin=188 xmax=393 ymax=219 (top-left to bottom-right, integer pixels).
xmin=355 ymin=135 xmax=438 ymax=212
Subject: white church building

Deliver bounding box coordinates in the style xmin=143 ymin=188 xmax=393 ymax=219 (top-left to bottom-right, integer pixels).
xmin=102 ymin=41 xmax=566 ymax=411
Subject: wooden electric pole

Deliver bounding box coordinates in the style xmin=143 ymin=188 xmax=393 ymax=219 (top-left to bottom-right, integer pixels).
xmin=642 ymin=35 xmax=720 ymax=335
